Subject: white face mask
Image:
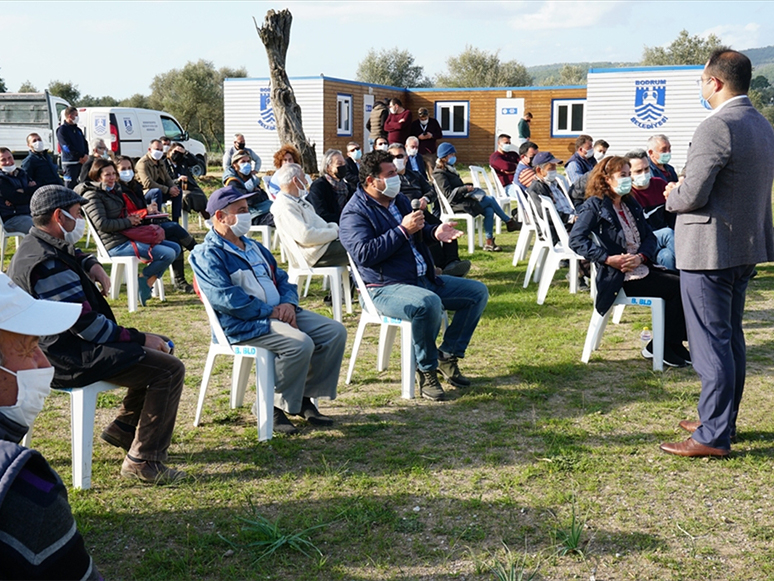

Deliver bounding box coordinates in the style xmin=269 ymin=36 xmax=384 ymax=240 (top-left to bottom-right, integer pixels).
xmin=1 ymin=164 xmax=17 ymax=174
xmin=632 ymin=171 xmax=652 ymax=189
xmin=0 ymin=365 xmax=54 ymax=428
xmin=378 ymin=175 xmax=401 ymax=199
xmin=502 ymin=143 xmax=517 ymax=153
xmin=32 ymin=140 xmax=46 ymax=153
xmin=394 ymin=158 xmax=406 ymax=172
xmin=376 ymin=143 xmax=389 ymax=152
xmin=229 ymin=212 xmax=252 ymax=238
xmin=59 ymin=209 xmax=86 ymax=245
xmin=150 ymin=149 xmax=165 ymax=161
xmin=406 ymin=147 xmax=418 ymax=157
xmin=294 ymin=177 xmax=308 ymax=198
xmin=119 ymin=169 xmax=134 ymax=182
xmin=544 ymin=170 xmax=558 ymax=183
xmin=162 ymin=145 xmax=170 ymax=153
xmin=593 ymin=150 xmax=606 ymax=161
xmin=584 ymin=148 xmax=594 ymax=159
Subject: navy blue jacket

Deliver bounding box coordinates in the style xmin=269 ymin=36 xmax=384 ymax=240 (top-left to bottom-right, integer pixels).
xmin=568 ymin=195 xmax=657 ymax=315
xmin=339 ymin=187 xmax=441 ymax=287
xmin=55 ymin=123 xmax=88 ymax=163
xmin=565 ymin=151 xmax=597 ymax=184
xmin=21 ymin=151 xmax=63 ymax=187
xmin=0 ymin=168 xmax=36 ymax=221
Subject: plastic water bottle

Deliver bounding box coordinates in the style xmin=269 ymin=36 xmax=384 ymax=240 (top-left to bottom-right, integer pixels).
xmin=639 ymin=327 xmax=652 ymax=347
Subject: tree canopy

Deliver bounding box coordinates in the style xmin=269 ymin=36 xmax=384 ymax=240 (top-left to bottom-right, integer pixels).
xmin=435 ymin=46 xmax=532 ymax=88
xmin=355 ymin=48 xmax=432 ymax=88
xmin=17 ymin=80 xmax=37 ymax=93
xmin=641 ymin=30 xmax=727 ymax=66
xmin=47 ymin=80 xmax=81 ymax=105
xmin=540 ymin=64 xmax=587 ymax=87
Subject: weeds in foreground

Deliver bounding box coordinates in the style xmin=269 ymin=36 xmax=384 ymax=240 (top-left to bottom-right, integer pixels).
xmin=489 ymin=542 xmax=541 ymax=581
xmin=219 ymin=500 xmax=337 ymax=563
xmin=553 ymin=502 xmax=587 ymax=558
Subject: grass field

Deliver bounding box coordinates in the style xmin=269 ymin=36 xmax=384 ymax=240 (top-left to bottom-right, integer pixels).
xmin=18 ymin=174 xmax=774 ymax=580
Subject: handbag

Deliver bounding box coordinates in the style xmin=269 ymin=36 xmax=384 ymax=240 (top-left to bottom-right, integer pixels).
xmin=122 ymin=224 xmax=165 ymax=263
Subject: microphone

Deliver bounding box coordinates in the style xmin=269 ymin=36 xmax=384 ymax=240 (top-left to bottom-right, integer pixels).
xmin=410 ymin=198 xmax=424 ymax=246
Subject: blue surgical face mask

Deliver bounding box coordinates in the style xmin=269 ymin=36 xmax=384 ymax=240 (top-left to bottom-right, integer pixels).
xmin=613 ymin=177 xmax=632 ymax=195
xmin=700 ymin=78 xmax=715 ymax=110
xmin=658 ymin=152 xmax=671 ymax=165
xmin=239 ymin=162 xmax=252 ymax=175
xmin=351 ymin=149 xmax=362 ymax=161
xmin=544 ymin=170 xmax=558 ymax=182
xmin=119 ymin=169 xmax=134 ymax=182
xmin=447 ymin=156 xmax=457 ymax=166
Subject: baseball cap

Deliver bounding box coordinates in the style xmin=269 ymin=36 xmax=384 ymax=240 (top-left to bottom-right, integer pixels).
xmin=0 ymin=272 xmax=80 ymax=336
xmin=532 ymin=151 xmax=563 ymax=166
xmin=206 ymin=186 xmax=256 ymax=216
xmin=30 ymin=185 xmax=87 ymax=217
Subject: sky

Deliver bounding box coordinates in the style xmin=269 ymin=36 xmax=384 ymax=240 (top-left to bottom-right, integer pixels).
xmin=2 ymin=1 xmax=773 ymax=99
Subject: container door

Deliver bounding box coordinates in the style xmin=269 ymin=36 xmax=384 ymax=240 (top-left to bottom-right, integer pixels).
xmin=363 ymin=94 xmax=374 ymax=152
xmin=495 ymin=98 xmax=525 ymax=148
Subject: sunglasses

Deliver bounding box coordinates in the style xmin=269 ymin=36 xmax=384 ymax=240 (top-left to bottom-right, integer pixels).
xmin=349 ymin=147 xmax=361 ymax=152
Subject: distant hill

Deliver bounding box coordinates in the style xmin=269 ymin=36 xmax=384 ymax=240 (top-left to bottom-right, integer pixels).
xmin=527 ymin=45 xmax=774 ymax=86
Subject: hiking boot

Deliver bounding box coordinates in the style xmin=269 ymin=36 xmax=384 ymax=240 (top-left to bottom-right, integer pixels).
xmin=483 ymin=239 xmax=502 ymax=252
xmin=437 ymin=353 xmax=471 ymax=388
xmin=298 ymin=397 xmax=334 ymax=426
xmin=442 ymin=259 xmax=471 ymax=278
xmin=100 ymin=421 xmax=135 ymax=452
xmin=505 ymin=218 xmax=519 ymax=232
xmin=273 ymin=407 xmax=300 ymax=435
xmin=174 ymin=280 xmax=195 ymax=294
xmin=416 ymin=369 xmax=446 ymax=401
xmin=120 ymin=457 xmax=188 ymax=485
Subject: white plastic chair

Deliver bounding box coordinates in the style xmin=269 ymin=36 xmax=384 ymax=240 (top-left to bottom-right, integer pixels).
xmin=23 ymin=381 xmax=121 ymax=490
xmin=345 ymin=254 xmax=417 ymax=399
xmin=0 ymin=216 xmax=26 ymax=271
xmin=249 ymin=224 xmax=285 ymax=262
xmin=531 ymin=196 xmax=583 ymax=304
xmin=555 ymin=175 xmax=576 ymax=210
xmin=433 ymin=180 xmax=479 ymax=254
xmin=83 ymin=214 xmax=165 ymax=312
xmin=470 ymin=165 xmax=511 ymax=234
xmin=275 ymin=228 xmax=352 ymax=323
xmin=193 ymin=278 xmax=276 ymax=441
xmin=511 ymin=183 xmax=538 ymax=266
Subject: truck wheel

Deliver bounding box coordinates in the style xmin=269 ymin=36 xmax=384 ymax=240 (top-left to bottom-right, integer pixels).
xmin=191 ymin=157 xmax=207 ymax=177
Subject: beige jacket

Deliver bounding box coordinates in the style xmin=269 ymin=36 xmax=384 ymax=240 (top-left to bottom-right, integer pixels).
xmin=272 ymin=192 xmax=339 ymax=267
xmin=136 ymin=152 xmax=175 ymax=195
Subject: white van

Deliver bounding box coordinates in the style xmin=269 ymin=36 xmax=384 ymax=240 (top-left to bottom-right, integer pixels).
xmin=76 ymin=107 xmax=209 ymax=176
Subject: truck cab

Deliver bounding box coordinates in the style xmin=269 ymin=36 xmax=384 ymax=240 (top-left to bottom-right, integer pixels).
xmin=0 ymin=91 xmax=71 ymax=161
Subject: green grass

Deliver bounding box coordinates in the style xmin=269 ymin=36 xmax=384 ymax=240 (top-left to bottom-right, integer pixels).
xmin=12 ymin=189 xmax=774 ymax=580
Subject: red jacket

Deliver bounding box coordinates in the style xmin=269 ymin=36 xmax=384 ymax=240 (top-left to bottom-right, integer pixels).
xmin=489 ymin=150 xmax=520 ymax=186
xmin=384 ymin=109 xmax=412 ymax=145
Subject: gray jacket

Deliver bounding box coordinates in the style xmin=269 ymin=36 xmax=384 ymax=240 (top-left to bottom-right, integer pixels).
xmin=666 ymin=96 xmax=774 ymax=270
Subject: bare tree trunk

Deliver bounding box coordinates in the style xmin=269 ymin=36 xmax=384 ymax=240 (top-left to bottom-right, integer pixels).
xmin=255 ymin=10 xmax=318 ymax=174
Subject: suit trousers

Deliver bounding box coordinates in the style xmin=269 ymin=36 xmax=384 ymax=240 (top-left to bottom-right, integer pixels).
xmin=680 ymin=265 xmax=755 ymax=449
xmin=238 ymin=309 xmax=346 ymax=414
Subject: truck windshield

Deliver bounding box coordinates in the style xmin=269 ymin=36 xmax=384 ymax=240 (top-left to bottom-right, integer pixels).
xmin=161 ymin=116 xmax=185 ymax=140
xmin=0 ymin=103 xmax=50 ymax=125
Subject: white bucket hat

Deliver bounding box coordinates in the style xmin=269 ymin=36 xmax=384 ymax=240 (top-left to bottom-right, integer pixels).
xmin=0 ymin=272 xmax=80 ymax=336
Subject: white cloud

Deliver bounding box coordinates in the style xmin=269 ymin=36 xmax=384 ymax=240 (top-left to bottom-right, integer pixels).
xmin=508 ymin=0 xmax=627 ymax=31
xmin=702 ymin=23 xmax=761 ymax=49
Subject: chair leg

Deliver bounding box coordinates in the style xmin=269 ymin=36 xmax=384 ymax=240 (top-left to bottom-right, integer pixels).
xmin=466 ymin=219 xmax=475 ymax=254
xmin=22 ymin=424 xmax=33 ymax=448
xmin=536 ymin=253 xmax=560 ymax=305
xmin=127 ymin=262 xmax=139 ymax=313
xmin=330 ymin=272 xmax=343 ymax=322
xmin=524 ymin=244 xmax=545 ymax=288
xmin=612 ymin=304 xmax=626 ymax=325
xmin=231 ymin=355 xmax=253 ymax=408
xmin=343 ymin=271 xmax=353 ymax=315
xmin=345 ymin=318 xmax=369 ymax=384
xmin=581 ymin=309 xmax=611 ymax=363
xmin=304 ymin=275 xmax=312 ymax=297
xmin=651 ymin=301 xmax=665 ymax=372
xmin=255 ymin=349 xmax=274 ymax=441
xmin=70 ymin=387 xmax=100 ymax=490
xmin=378 ymin=325 xmax=399 ymax=371
xmin=568 ymin=258 xmax=579 ymax=294
xmin=194 ymin=351 xmax=218 ymax=426
xmin=109 ymin=263 xmax=122 ymax=300
xmin=400 ymin=322 xmax=415 ymax=399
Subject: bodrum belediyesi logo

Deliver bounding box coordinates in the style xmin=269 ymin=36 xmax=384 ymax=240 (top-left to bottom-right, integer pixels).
xmin=631 ymin=80 xmax=668 ymax=129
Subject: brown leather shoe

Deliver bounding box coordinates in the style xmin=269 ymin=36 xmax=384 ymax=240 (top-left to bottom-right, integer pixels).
xmin=659 ymin=437 xmax=729 ymax=458
xmin=678 ymin=420 xmax=701 ymax=433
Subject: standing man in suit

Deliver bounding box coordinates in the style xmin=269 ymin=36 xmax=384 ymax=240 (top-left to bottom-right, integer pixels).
xmin=660 ymin=49 xmax=774 ymax=458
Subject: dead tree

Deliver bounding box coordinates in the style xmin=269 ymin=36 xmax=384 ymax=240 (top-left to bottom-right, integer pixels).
xmin=255 ymin=10 xmax=318 ymax=174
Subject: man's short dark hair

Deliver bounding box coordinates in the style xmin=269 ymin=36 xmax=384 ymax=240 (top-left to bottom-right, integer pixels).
xmin=159 ymin=136 xmax=171 ymax=143
xmin=594 ymin=139 xmax=609 ymax=149
xmin=497 ymin=134 xmax=511 ymax=143
xmin=149 ymin=139 xmax=161 ymax=147
xmin=519 ymin=141 xmax=538 ymax=156
xmin=524 ymin=112 xmax=533 ymax=119
xmin=0 ymin=147 xmax=10 ymax=156
xmin=575 ymin=135 xmax=592 ymax=150
xmin=706 ymin=48 xmax=750 ymax=94
xmin=32 ymin=203 xmax=80 ymax=228
xmin=389 ymin=98 xmax=402 ymax=107
xmin=359 ymin=150 xmax=394 ymax=184
xmin=624 ymin=148 xmax=649 ymax=162
xmin=65 ymin=106 xmax=78 ymax=116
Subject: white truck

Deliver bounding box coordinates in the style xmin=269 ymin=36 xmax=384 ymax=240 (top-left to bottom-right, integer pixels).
xmin=0 ymin=91 xmax=71 ymax=161
xmin=76 ymin=107 xmax=209 ymax=176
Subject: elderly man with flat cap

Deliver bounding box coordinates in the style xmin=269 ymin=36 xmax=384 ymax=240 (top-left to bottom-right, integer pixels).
xmin=8 ymin=185 xmax=187 ymax=484
xmin=0 ymin=272 xmax=102 ymax=579
xmin=190 ymin=186 xmax=346 ymax=435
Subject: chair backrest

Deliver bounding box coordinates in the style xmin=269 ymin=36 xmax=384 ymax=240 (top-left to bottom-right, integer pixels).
xmin=469 ymin=165 xmax=495 ymax=197
xmin=347 ymin=252 xmax=380 ymax=317
xmin=528 ymin=195 xmax=551 ymax=244
xmin=274 ymin=226 xmax=311 ymax=270
xmin=193 ymin=274 xmax=232 ymax=347
xmin=555 ymin=175 xmax=575 ymax=209
xmin=540 ymin=195 xmax=572 ymax=249
xmin=82 ymin=212 xmax=111 ymax=261
xmin=489 ymin=167 xmax=507 ymax=198
xmin=433 ymin=180 xmax=456 ymax=216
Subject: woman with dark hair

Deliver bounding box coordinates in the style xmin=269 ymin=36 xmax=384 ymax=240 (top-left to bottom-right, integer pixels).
xmin=78 ymin=158 xmax=181 ymax=305
xmin=117 ymin=156 xmax=196 ymax=293
xmin=569 ymin=156 xmax=690 ymax=367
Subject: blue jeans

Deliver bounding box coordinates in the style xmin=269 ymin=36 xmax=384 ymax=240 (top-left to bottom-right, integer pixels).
xmin=145 ymin=187 xmax=182 ymax=222
xmin=369 ymin=275 xmax=489 ymax=371
xmin=478 ymin=196 xmax=511 ymax=239
xmin=653 ymin=227 xmax=675 ymax=270
xmin=2 ymin=214 xmax=33 ymax=234
xmin=110 ymin=240 xmax=181 ymax=280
